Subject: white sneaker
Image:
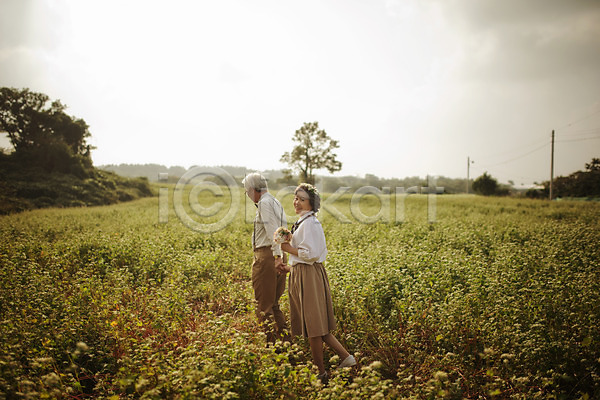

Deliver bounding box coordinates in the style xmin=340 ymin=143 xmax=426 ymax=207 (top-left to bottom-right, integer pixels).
xmin=339 ymin=355 xmax=356 ymax=368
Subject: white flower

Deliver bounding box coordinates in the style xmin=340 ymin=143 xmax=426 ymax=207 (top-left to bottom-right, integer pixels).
xmin=273 ymin=227 xmax=292 ymax=244
xmin=76 ymin=342 xmax=89 ymax=352
xmin=433 ymin=371 xmax=449 ymax=381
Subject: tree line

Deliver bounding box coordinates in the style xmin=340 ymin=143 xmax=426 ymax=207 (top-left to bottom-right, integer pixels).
xmin=535 ymin=158 xmax=600 ymax=199
xmin=471 ymin=160 xmax=600 ymax=198
xmin=103 ymin=162 xmax=481 ymax=195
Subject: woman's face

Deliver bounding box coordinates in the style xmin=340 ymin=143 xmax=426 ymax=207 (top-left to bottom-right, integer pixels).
xmin=293 ymin=191 xmax=312 ymax=214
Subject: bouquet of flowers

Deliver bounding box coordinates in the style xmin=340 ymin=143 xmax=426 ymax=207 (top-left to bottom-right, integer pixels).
xmin=273 ymin=226 xmax=292 ymax=244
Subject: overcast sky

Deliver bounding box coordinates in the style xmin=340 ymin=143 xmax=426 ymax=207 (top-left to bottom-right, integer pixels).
xmin=1 ymin=0 xmax=599 ymax=185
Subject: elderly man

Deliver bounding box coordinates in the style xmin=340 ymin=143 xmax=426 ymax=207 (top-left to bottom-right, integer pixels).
xmin=243 ymin=172 xmax=289 ymax=344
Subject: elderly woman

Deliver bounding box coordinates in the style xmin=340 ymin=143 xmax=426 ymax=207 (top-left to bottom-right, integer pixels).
xmin=279 ymin=183 xmax=356 ymax=383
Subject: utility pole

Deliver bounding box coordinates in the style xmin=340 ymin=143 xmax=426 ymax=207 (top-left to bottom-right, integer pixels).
xmin=466 ymin=156 xmax=473 ymax=193
xmin=549 ymin=130 xmax=555 ymax=200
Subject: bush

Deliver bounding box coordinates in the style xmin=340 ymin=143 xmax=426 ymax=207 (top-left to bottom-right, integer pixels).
xmin=0 ymin=154 xmax=153 ymax=214
xmin=472 ymin=172 xmax=498 ymax=196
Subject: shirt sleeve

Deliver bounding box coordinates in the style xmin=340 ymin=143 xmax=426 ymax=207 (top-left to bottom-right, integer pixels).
xmin=259 ymin=197 xmax=285 ymax=256
xmin=296 ymin=218 xmax=327 ymax=263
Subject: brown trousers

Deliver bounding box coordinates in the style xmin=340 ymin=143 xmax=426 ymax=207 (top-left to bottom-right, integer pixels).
xmin=252 ymin=247 xmax=288 ymax=343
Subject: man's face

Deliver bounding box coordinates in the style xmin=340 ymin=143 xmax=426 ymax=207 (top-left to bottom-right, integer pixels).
xmin=246 ymin=188 xmax=258 ymax=203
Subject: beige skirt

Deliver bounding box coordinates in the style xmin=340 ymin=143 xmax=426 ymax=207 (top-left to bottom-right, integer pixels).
xmin=288 ymin=262 xmax=336 ymax=338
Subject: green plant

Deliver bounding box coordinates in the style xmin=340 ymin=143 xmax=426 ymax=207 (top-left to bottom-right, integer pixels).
xmin=1 ymin=193 xmax=599 ymax=398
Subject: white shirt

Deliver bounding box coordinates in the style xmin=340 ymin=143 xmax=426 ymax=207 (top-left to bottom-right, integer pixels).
xmin=252 ymin=192 xmax=286 ymax=257
xmin=289 ymin=211 xmax=328 ymax=266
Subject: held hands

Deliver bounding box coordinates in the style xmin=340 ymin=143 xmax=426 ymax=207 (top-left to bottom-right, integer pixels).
xmin=277 ymin=263 xmax=291 ymax=274
xmin=274 ymin=256 xmax=291 ymax=274
xmin=277 ymin=243 xmax=297 ymax=274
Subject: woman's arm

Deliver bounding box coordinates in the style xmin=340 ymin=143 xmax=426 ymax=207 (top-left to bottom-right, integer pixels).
xmin=277 ymin=243 xmax=295 ymax=273
xmin=280 ymin=242 xmax=298 ymax=256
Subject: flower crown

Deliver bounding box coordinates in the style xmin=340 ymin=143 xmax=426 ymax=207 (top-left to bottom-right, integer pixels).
xmin=300 ymin=183 xmax=319 ymax=197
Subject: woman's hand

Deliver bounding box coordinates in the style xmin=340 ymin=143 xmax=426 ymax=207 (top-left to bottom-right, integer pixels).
xmin=277 ymin=263 xmax=291 ymax=274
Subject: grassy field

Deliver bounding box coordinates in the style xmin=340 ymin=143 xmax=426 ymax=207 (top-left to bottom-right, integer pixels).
xmin=1 ymin=189 xmax=599 ymax=399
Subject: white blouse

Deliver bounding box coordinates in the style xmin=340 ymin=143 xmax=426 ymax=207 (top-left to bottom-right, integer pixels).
xmin=289 ymin=212 xmax=328 ymax=266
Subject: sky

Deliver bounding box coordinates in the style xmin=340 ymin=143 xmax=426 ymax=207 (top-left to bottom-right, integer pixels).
xmin=1 ymin=0 xmax=599 ymax=186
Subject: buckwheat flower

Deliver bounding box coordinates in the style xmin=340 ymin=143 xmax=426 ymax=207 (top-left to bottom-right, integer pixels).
xmin=76 ymin=342 xmax=89 ymax=352
xmin=434 ymin=371 xmax=449 ymax=381
xmin=43 ymin=373 xmax=60 ymax=386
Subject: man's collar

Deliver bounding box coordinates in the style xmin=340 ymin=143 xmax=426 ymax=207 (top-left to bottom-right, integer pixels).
xmin=257 ymin=191 xmax=272 ymax=202
xmin=255 ymin=190 xmax=272 ymax=206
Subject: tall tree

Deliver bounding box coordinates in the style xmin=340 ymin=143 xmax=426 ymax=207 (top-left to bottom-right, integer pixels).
xmin=0 ymin=87 xmax=91 ymax=155
xmin=280 ymin=121 xmax=342 ymax=185
xmin=0 ymin=87 xmax=93 ymax=175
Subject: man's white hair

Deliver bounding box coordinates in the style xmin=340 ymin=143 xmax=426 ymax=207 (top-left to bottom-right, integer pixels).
xmin=242 ymin=172 xmax=268 ymax=192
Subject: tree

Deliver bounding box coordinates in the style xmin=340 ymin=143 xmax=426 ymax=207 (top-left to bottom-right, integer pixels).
xmin=0 ymin=87 xmax=91 ymax=155
xmin=472 ymin=172 xmax=498 ymax=196
xmin=280 ymin=121 xmax=342 ymax=185
xmin=0 ymin=87 xmax=93 ymax=174
xmin=546 ymin=158 xmax=600 ymax=198
xmin=585 ymin=158 xmax=600 ymax=172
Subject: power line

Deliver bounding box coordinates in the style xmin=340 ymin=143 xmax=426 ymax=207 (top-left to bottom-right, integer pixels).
xmin=560 ymin=127 xmax=600 ymax=136
xmin=470 ymin=164 xmax=541 ymax=183
xmin=476 ymin=136 xmax=548 ymax=160
xmin=467 ymin=109 xmax=600 ymax=185
xmin=557 ymin=135 xmax=600 ymax=143
xmin=556 ymin=108 xmax=600 ymax=131
xmin=475 ymin=125 xmax=599 ymax=162
xmin=473 ymin=129 xmax=597 ymax=175
xmin=480 ymin=141 xmax=550 ymax=169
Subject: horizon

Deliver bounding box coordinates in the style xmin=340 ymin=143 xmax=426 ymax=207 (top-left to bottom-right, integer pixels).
xmin=0 ymin=130 xmax=592 ymax=186
xmin=99 ymin=161 xmax=556 ymax=188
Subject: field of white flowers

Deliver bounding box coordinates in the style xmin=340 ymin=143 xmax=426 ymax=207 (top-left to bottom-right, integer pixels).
xmin=1 ymin=190 xmax=599 ymax=399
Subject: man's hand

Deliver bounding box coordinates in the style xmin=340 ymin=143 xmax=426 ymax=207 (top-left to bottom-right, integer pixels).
xmin=275 ymin=257 xmax=290 ymax=274
xmin=276 ymin=263 xmax=291 ymax=274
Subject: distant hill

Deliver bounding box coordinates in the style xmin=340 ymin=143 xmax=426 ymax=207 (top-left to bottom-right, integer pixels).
xmin=1 ymin=154 xmax=153 ymax=215
xmin=98 ymin=163 xmax=290 ymax=184
xmin=99 ymin=163 xmax=189 ymax=183
xmin=99 ymin=163 xmax=480 ymax=194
